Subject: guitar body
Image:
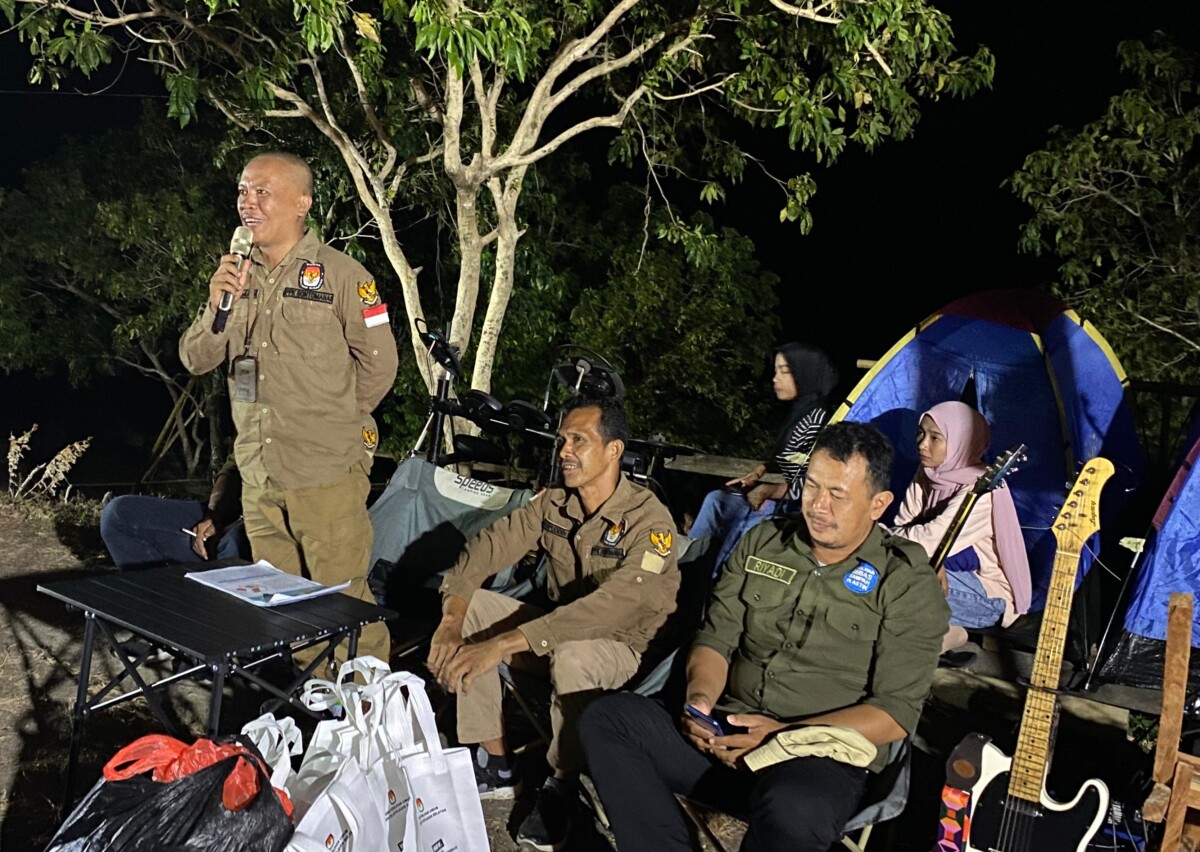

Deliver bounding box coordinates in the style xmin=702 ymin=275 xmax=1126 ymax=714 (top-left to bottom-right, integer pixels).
xmin=964 ymin=739 xmax=1109 ymax=852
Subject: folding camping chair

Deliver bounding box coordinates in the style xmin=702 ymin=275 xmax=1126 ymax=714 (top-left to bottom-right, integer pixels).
xmin=676 ymin=738 xmax=911 ymax=852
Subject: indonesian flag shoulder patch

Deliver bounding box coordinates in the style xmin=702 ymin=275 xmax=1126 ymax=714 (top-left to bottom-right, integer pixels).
xmin=363 ymin=303 xmax=390 ymax=328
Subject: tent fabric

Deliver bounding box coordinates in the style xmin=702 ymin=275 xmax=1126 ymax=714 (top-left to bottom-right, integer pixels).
xmin=829 ymin=289 xmax=1143 ymax=612
xmin=1119 ymin=434 xmax=1200 ymax=644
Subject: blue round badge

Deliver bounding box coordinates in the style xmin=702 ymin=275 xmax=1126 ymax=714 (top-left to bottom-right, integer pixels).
xmin=843 ymin=561 xmax=879 ymax=594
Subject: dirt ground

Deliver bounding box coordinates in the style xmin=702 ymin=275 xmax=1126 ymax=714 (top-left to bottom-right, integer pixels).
xmin=0 ymin=498 xmax=1159 ymax=852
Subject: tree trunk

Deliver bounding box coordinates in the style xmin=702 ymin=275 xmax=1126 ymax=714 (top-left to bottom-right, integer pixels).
xmin=471 ymin=173 xmax=527 ymax=395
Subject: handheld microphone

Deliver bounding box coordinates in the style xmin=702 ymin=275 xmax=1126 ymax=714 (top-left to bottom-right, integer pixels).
xmin=211 ymin=226 xmax=254 ymax=334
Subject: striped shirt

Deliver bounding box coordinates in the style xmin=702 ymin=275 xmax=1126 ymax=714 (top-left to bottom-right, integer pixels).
xmin=768 ymin=407 xmax=828 ymax=502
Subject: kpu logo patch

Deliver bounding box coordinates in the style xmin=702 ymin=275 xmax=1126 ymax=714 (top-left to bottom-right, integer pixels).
xmin=299 ymin=262 xmax=324 ymax=290
xmin=602 ymin=518 xmax=626 ymax=546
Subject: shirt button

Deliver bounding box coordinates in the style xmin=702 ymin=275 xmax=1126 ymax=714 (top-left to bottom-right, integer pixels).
xmin=266 ymin=309 xmax=272 ymax=315
xmin=268 ymin=278 xmax=275 ymax=284
xmin=261 ymin=342 xmax=268 ymax=348
xmin=753 ymin=593 xmax=761 ymax=601
xmin=259 ymin=374 xmax=265 ymax=380
xmin=372 ymin=349 xmax=379 ymax=355
xmin=783 ymin=642 xmax=792 ymax=649
xmin=540 ymin=640 xmax=548 ymax=648
xmin=636 ymin=576 xmax=643 ymax=584
xmin=265 ymin=438 xmax=272 ymax=444
xmin=261 ymin=407 xmax=268 ymax=414
xmin=768 ymin=671 xmax=776 ymax=679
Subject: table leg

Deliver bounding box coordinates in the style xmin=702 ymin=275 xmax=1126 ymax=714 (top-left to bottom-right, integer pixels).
xmin=63 ymin=612 xmax=98 ymax=818
xmin=347 ymin=626 xmax=360 ymax=660
xmin=208 ymin=663 xmax=227 ymax=737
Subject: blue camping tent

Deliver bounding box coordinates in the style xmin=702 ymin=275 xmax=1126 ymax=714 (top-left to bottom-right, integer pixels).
xmin=830 ymin=290 xmax=1144 ymax=611
xmin=1099 ymin=419 xmax=1200 ymax=688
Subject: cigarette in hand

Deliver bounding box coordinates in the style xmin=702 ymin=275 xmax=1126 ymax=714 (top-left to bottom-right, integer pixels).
xmin=181 ymin=528 xmax=198 ymax=537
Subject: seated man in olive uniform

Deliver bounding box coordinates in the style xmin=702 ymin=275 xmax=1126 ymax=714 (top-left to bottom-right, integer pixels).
xmin=580 ymin=421 xmax=949 ymax=852
xmin=427 ymin=395 xmax=681 ymax=852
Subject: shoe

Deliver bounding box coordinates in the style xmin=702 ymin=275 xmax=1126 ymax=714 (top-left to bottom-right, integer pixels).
xmin=939 ymin=649 xmax=976 ymax=668
xmin=517 ymin=778 xmax=575 ymax=851
xmin=474 ymin=748 xmax=521 ymax=800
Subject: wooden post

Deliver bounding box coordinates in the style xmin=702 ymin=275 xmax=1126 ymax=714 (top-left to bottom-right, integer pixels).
xmin=1155 ymin=593 xmax=1194 ymax=786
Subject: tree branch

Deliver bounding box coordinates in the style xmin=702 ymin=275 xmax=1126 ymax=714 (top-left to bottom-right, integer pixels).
xmin=1132 ymin=311 xmax=1200 ymax=353
xmin=334 ymin=27 xmax=398 ymax=180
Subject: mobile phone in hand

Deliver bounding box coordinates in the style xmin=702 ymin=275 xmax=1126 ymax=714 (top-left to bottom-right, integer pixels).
xmin=685 ymin=704 xmax=726 ymax=737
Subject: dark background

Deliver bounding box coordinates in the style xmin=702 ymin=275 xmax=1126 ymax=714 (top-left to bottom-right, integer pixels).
xmin=1 ymin=1 xmax=1196 ymax=485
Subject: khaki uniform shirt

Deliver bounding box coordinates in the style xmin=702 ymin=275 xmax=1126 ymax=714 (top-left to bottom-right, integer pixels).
xmin=180 ymin=231 xmax=399 ymax=490
xmin=695 ymin=517 xmax=948 ymax=771
xmin=441 ymin=475 xmax=681 ymax=657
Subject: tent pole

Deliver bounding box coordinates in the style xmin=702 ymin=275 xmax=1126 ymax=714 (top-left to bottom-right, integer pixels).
xmin=1081 ymin=538 xmax=1146 ymax=691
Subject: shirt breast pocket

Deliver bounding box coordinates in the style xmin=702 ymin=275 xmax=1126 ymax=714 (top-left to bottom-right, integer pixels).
xmin=738 ymin=579 xmax=791 ymax=657
xmin=820 ymin=606 xmax=882 ymax=672
xmin=277 ymin=296 xmax=338 ymax=358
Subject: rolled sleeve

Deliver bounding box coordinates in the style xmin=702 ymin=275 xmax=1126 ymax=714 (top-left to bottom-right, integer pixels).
xmin=179 ymin=302 xmax=230 ymax=375
xmin=862 ymin=570 xmax=949 ymax=734
xmin=440 ymin=500 xmax=542 ymax=604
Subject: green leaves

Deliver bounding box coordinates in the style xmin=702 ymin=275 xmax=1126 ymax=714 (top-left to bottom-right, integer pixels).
xmin=1011 ymin=34 xmax=1200 ymax=385
xmin=165 ymin=68 xmax=200 ymax=128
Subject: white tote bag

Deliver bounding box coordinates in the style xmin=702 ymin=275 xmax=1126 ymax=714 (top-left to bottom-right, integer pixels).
xmin=398 ymin=675 xmax=490 ymax=852
xmin=286 ymin=756 xmax=387 ymax=852
xmin=240 ymin=711 xmax=304 ymax=794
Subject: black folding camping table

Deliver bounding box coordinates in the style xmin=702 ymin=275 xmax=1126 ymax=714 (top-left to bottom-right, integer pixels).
xmin=39 ymin=563 xmax=396 ymax=808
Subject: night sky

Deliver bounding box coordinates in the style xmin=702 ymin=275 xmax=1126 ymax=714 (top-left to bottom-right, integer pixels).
xmin=1 ymin=1 xmax=1195 ymax=482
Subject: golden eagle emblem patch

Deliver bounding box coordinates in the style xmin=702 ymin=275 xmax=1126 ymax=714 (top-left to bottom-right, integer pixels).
xmin=357 ymin=279 xmax=380 ymax=306
xmin=650 ymin=530 xmax=672 ymax=557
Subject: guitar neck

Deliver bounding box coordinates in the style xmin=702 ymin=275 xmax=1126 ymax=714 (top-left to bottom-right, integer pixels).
xmin=1007 ymin=457 xmax=1112 ymax=803
xmin=1008 ymin=541 xmax=1079 ymax=801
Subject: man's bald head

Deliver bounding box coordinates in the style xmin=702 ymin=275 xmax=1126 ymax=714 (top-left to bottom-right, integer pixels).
xmin=246 ymin=152 xmax=314 ymax=197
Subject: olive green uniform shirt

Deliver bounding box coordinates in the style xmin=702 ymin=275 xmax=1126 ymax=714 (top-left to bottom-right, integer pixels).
xmin=179 ymin=231 xmax=399 ymax=490
xmin=695 ymin=517 xmax=948 ymax=771
xmin=441 ymin=475 xmax=681 ymax=657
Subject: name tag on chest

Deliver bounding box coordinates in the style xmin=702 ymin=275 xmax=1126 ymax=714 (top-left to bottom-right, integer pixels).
xmin=542 ymin=520 xmax=571 ymax=539
xmin=283 ymin=287 xmax=334 ymax=304
xmin=745 ymin=557 xmax=797 ymax=585
xmin=591 ymin=546 xmax=626 ymax=559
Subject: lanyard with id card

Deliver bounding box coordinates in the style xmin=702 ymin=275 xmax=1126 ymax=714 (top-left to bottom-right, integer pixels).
xmin=232 ymin=283 xmax=262 ymax=403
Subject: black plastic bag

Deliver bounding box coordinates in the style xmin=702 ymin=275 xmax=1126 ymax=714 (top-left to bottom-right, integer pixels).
xmin=46 ymin=754 xmax=292 ymax=852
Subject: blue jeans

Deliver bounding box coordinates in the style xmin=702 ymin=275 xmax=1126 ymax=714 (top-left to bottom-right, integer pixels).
xmin=99 ymin=495 xmax=250 ymax=569
xmin=945 ymin=565 xmax=1006 ymax=629
xmin=689 ymin=489 xmax=778 ymax=575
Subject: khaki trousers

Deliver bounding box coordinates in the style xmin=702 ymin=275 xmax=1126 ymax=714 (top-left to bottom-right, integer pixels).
xmin=241 ymin=470 xmax=390 ymax=668
xmin=457 ymin=589 xmax=640 ymax=775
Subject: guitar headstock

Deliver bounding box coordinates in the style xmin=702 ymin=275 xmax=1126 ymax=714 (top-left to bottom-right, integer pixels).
xmin=971 ymin=443 xmax=1028 ymax=495
xmin=1052 ymin=457 xmax=1115 ymax=550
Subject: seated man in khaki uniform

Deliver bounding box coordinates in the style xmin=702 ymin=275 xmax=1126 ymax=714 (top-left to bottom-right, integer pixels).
xmin=427 ymin=395 xmax=680 ymax=852
xmin=179 ymin=151 xmax=398 ymax=667
xmin=580 ymin=421 xmax=950 ymax=852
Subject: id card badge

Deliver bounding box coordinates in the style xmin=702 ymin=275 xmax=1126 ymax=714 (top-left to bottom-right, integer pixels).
xmin=232 ymin=355 xmax=258 ymax=403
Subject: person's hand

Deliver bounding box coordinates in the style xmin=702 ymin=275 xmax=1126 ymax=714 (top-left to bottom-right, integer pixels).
xmin=681 ymin=693 xmax=719 ymax=753
xmin=937 ymin=567 xmax=949 ymax=598
xmin=746 ymin=483 xmax=779 ymax=512
xmin=708 ymin=713 xmax=787 ymax=769
xmin=208 ymin=253 xmax=249 ymax=313
xmin=191 ymin=518 xmax=220 ymax=560
xmin=426 ymin=614 xmax=466 ymax=680
xmin=725 ymin=465 xmax=765 ymax=491
xmin=439 ymin=640 xmax=505 ymax=695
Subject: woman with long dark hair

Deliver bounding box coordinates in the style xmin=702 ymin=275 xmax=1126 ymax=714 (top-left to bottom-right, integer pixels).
xmin=689 ymin=343 xmax=839 ymax=572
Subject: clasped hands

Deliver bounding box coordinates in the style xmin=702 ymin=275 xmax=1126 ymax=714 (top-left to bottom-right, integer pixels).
xmin=681 ymin=695 xmax=786 ymax=770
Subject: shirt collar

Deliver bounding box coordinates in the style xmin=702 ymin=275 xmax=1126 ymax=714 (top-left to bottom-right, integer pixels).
xmin=782 ymin=516 xmax=890 ymax=572
xmin=250 ymin=229 xmax=322 ymax=269
xmin=552 ymin=472 xmax=637 ymax=525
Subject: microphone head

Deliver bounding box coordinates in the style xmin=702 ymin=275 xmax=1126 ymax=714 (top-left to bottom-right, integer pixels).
xmin=229 ymin=225 xmax=254 ymax=257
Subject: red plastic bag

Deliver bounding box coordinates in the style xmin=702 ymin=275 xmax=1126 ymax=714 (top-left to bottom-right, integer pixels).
xmin=104 ymin=733 xmax=292 ymax=815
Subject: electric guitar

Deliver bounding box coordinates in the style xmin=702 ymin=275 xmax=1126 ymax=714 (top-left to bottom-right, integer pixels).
xmin=947 ymin=458 xmax=1114 ymax=852
xmin=929 ymin=444 xmax=1027 ymax=572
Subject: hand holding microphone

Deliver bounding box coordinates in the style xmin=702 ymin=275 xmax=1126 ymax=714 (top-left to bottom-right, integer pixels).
xmin=210 ymin=226 xmax=254 ymax=334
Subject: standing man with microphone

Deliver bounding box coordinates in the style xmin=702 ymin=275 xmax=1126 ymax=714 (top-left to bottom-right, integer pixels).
xmin=179 ymin=151 xmax=399 ymax=667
